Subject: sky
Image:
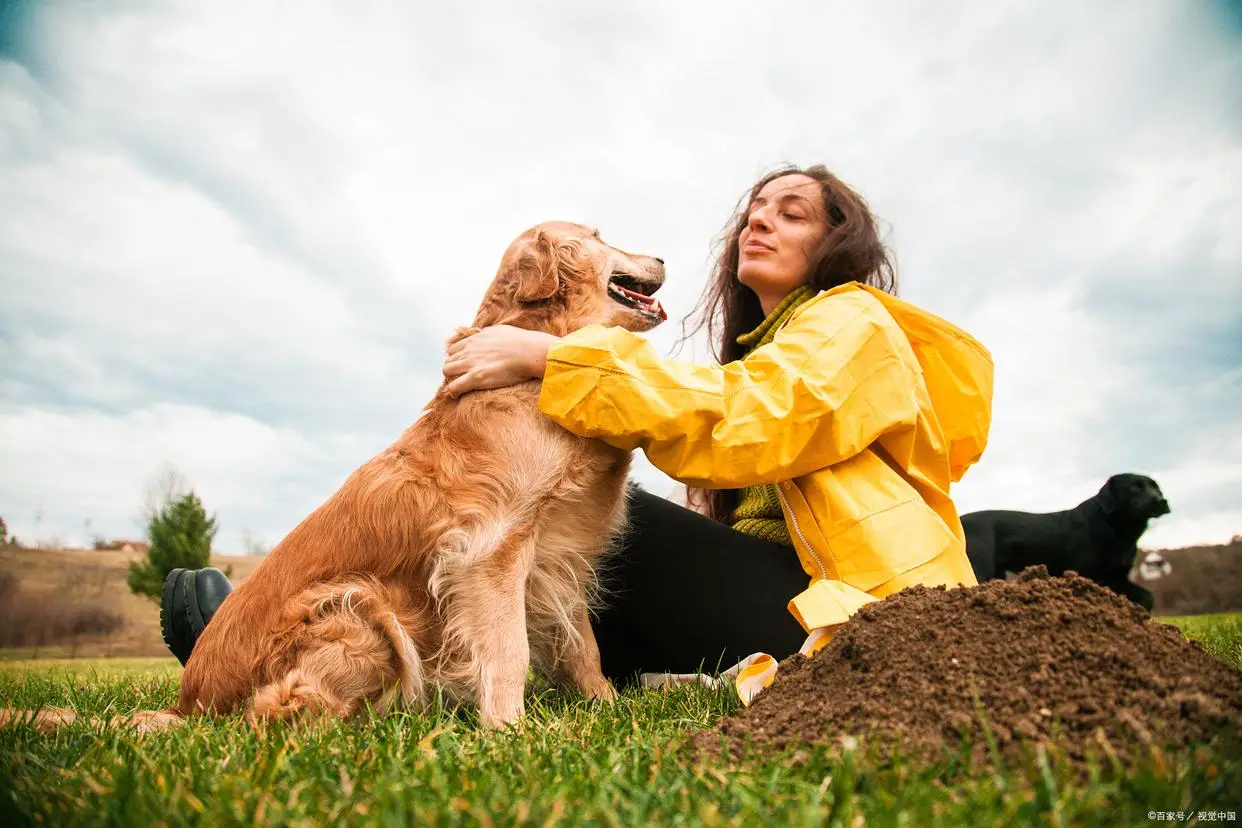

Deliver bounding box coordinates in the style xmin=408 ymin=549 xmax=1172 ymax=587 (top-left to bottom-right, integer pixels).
xmin=1 ymin=0 xmax=1239 ymax=555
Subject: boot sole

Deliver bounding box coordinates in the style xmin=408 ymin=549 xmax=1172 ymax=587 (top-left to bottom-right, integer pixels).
xmin=160 ymin=568 xmax=191 ymax=666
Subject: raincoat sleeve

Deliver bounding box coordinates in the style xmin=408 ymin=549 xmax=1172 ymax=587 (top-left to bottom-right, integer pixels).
xmin=537 ymin=289 xmax=921 ymax=489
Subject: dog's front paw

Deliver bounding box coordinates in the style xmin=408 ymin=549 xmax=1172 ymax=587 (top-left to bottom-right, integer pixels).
xmin=478 ymin=697 xmax=526 ymax=730
xmin=582 ymin=677 xmax=618 ymax=703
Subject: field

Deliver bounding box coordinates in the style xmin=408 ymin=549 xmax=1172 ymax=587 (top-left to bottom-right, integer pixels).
xmin=0 ymin=545 xmax=264 ymax=659
xmin=1 ymin=541 xmax=1238 ymax=661
xmin=1 ymin=616 xmax=1239 ymax=826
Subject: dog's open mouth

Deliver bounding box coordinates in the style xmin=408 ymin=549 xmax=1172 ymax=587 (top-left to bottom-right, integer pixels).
xmin=608 ymin=272 xmax=667 ymax=321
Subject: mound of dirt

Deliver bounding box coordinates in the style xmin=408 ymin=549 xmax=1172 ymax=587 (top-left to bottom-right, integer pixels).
xmin=696 ymin=567 xmax=1242 ymax=767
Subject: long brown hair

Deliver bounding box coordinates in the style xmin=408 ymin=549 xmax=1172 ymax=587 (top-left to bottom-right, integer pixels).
xmin=680 ymin=164 xmax=898 ymax=523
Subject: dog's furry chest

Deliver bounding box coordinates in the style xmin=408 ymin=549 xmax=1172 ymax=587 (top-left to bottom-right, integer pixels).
xmin=447 ymin=382 xmax=629 ymax=500
xmin=493 ymin=409 xmax=632 ymax=603
xmin=423 ymin=387 xmax=632 ymax=677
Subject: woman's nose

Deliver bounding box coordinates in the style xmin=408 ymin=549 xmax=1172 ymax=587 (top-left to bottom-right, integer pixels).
xmin=747 ymin=207 xmax=772 ymax=232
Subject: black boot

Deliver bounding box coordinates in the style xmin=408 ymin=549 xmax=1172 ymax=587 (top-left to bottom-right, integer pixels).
xmin=160 ymin=567 xmax=234 ymax=666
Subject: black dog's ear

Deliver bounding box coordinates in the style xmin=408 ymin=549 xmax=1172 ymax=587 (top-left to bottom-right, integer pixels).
xmin=1097 ymin=476 xmax=1120 ymax=515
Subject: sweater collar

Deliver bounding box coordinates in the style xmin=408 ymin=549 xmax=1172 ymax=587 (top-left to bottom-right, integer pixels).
xmin=735 ymin=284 xmax=818 ymax=355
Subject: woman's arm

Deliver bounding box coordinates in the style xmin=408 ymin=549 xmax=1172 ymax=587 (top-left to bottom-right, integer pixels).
xmin=537 ymin=288 xmax=922 ymax=489
xmin=442 ymin=326 xmax=557 ymax=397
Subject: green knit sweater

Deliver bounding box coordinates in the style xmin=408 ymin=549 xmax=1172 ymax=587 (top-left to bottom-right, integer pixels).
xmin=729 ymin=285 xmax=818 ymax=546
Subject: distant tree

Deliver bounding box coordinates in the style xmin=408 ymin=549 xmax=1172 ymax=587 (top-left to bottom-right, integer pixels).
xmin=127 ymin=491 xmax=224 ymax=601
xmin=141 ymin=464 xmax=189 ymax=523
xmin=0 ymin=516 xmax=6 ymax=544
xmin=240 ymin=527 xmax=271 ymax=558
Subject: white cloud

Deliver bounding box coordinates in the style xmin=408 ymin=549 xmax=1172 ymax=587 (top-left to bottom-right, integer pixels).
xmin=1 ymin=0 xmax=1239 ymax=553
xmin=0 ymin=403 xmax=344 ymax=547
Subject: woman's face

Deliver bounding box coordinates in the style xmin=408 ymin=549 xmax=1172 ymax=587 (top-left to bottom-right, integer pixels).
xmin=737 ymin=174 xmax=828 ymax=307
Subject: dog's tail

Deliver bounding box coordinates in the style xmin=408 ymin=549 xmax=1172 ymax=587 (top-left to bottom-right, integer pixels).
xmin=0 ymin=707 xmax=185 ymax=734
xmin=247 ymin=578 xmax=426 ymax=723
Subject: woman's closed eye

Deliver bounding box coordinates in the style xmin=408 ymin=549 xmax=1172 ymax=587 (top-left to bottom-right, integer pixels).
xmin=781 ymin=212 xmax=806 ymax=221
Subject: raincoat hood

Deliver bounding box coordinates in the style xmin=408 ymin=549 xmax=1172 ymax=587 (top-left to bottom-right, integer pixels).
xmin=851 ymin=284 xmax=994 ymax=483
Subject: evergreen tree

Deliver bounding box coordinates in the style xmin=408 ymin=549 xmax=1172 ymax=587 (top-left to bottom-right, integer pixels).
xmin=127 ymin=491 xmax=222 ymax=601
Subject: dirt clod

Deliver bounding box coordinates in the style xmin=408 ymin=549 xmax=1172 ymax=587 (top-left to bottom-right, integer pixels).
xmin=695 ymin=567 xmax=1242 ymax=767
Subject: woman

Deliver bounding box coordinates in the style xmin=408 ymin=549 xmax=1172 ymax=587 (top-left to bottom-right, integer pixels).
xmin=438 ymin=164 xmax=993 ymax=691
xmin=163 ymin=165 xmax=993 ymax=691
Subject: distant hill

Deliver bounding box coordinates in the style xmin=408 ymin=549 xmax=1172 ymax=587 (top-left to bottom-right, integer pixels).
xmin=0 ymin=544 xmax=265 ymax=659
xmin=1131 ymin=537 xmax=1242 ymax=616
xmin=0 ymin=537 xmax=1237 ymax=660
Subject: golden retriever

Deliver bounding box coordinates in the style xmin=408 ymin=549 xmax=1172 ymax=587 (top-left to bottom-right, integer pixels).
xmin=2 ymin=221 xmax=666 ymax=732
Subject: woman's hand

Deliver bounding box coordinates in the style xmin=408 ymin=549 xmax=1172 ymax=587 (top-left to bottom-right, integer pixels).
xmin=442 ymin=325 xmax=558 ymax=398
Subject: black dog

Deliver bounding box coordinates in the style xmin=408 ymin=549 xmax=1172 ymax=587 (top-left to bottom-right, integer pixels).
xmin=961 ymin=473 xmax=1171 ymax=610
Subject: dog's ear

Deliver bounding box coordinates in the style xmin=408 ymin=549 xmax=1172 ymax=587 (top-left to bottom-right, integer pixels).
xmin=1097 ymin=476 xmax=1127 ymax=513
xmin=513 ymin=230 xmax=565 ymax=303
xmin=1097 ymin=476 xmax=1120 ymax=515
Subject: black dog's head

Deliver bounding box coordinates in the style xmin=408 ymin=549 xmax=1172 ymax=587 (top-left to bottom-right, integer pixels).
xmin=1098 ymin=473 xmax=1171 ymax=521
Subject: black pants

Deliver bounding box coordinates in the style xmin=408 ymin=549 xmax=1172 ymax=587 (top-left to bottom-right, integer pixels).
xmin=593 ymin=486 xmax=810 ymax=685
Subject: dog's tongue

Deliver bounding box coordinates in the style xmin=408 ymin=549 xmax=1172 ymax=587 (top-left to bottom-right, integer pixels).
xmin=642 ymin=295 xmax=667 ymax=321
xmin=618 ymin=285 xmax=667 ymax=320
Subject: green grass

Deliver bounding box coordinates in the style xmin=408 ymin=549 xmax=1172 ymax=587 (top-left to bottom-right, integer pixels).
xmin=1 ymin=616 xmax=1240 ymax=826
xmin=1160 ymin=614 xmax=1242 ymax=671
xmin=0 ymin=658 xmax=181 ymax=679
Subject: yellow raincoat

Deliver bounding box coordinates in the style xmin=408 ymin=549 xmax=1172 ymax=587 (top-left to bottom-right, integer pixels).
xmin=537 ymin=281 xmax=993 ymax=697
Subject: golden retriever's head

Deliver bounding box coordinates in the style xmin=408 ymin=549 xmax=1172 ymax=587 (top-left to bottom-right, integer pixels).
xmin=473 ymin=221 xmax=666 ymax=336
